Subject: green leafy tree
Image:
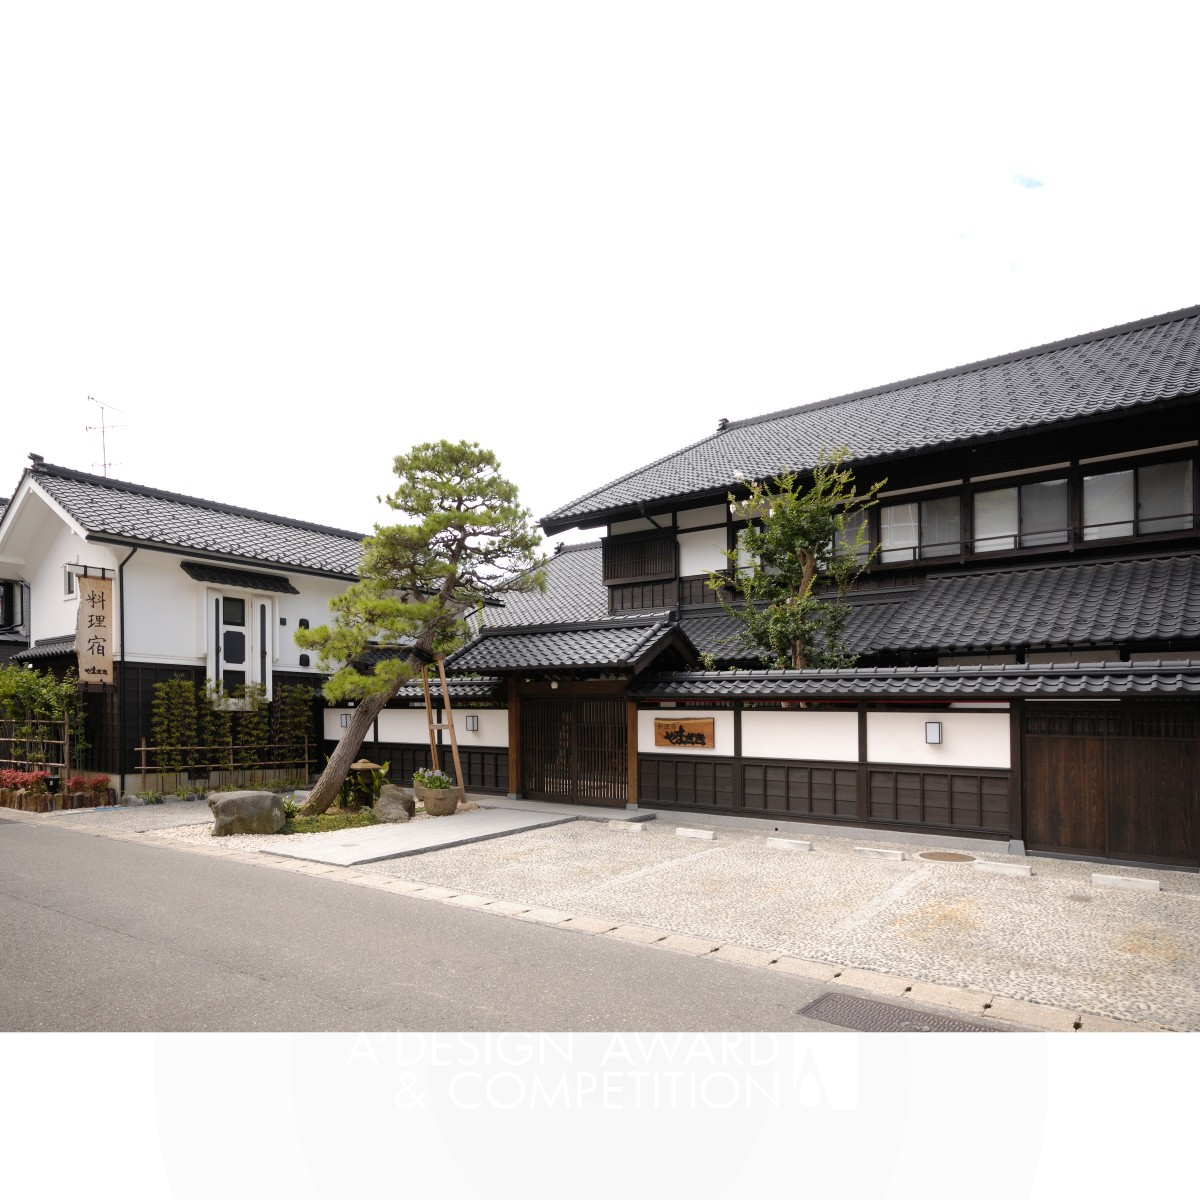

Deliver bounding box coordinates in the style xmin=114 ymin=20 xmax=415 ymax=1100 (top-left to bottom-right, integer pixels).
xmin=708 ymin=448 xmax=884 ymax=669
xmin=295 ymin=440 xmax=545 ymax=815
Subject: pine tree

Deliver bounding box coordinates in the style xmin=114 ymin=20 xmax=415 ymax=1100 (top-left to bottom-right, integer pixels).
xmin=295 ymin=440 xmax=544 ymax=815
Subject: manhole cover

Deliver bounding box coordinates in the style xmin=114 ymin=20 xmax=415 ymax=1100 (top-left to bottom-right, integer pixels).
xmin=918 ymin=850 xmax=976 ymax=862
xmin=802 ymin=992 xmax=995 ymax=1033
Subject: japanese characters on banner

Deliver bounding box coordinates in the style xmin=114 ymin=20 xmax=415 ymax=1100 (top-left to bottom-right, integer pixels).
xmin=76 ymin=575 xmax=113 ymax=684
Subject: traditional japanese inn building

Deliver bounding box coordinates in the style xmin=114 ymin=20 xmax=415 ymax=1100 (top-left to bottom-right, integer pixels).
xmin=391 ymin=304 xmax=1199 ymax=868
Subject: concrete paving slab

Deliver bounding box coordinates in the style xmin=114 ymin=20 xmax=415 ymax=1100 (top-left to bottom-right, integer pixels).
xmin=407 ymin=885 xmax=461 ymax=901
xmin=607 ymin=925 xmax=670 ymax=945
xmin=443 ymin=893 xmax=498 ymax=910
xmin=985 ymin=996 xmax=1080 ymax=1031
xmin=708 ymin=945 xmax=779 ymax=970
xmin=560 ymin=916 xmax=621 ymax=934
xmin=515 ymin=907 xmax=574 ymax=925
xmin=657 ymin=934 xmax=721 ymax=956
xmin=473 ymin=794 xmax=654 ymax=823
xmin=261 ymin=808 xmax=575 ymax=866
xmin=771 ymin=957 xmax=840 ymax=982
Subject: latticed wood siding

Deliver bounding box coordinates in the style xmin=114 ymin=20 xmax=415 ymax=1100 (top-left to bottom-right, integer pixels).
xmin=743 ymin=762 xmax=858 ymax=819
xmin=868 ymin=768 xmax=1010 ymax=832
xmin=522 ymin=697 xmax=627 ymax=805
xmin=609 ymin=580 xmax=677 ymax=612
xmin=638 ymin=756 xmax=735 ymax=808
xmin=601 ymin=534 xmax=675 ymax=585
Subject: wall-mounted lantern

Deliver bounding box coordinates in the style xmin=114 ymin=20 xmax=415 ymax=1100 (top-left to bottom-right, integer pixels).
xmin=925 ymin=721 xmax=943 ymax=745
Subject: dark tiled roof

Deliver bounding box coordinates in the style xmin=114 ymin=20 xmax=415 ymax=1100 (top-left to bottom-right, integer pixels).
xmin=181 ymin=562 xmax=299 ymax=594
xmin=476 ymin=541 xmax=608 ymax=629
xmin=29 ymin=464 xmax=364 ymax=576
xmin=543 ymin=305 xmax=1200 ymax=531
xmin=11 ymin=635 xmax=76 ymax=661
xmin=391 ymin=676 xmax=503 ymax=701
xmin=883 ymin=555 xmax=1200 ymax=652
xmin=632 ymin=662 xmax=1200 ymax=700
xmin=680 ymin=595 xmax=910 ymax=664
xmin=449 ymin=619 xmax=694 ymax=674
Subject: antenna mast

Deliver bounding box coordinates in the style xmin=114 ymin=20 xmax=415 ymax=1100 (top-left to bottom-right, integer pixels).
xmin=85 ymin=396 xmax=127 ymax=477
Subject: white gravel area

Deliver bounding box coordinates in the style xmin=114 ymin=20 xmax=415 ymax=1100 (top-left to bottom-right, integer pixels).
xmin=45 ymin=800 xmax=214 ymax=832
xmin=355 ymin=819 xmax=1200 ymax=1030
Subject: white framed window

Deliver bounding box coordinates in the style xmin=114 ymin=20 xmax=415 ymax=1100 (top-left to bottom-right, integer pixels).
xmin=206 ymin=591 xmax=274 ymax=704
xmin=63 ymin=564 xmax=83 ymax=598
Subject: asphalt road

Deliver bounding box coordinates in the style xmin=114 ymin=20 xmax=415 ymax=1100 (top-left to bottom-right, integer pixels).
xmin=0 ymin=819 xmax=861 ymax=1032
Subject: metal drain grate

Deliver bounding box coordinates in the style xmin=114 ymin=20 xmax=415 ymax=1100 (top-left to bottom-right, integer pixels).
xmin=802 ymin=992 xmax=995 ymax=1032
xmin=918 ymin=850 xmax=976 ymax=863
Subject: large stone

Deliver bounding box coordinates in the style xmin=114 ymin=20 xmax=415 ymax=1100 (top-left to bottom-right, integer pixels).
xmin=376 ymin=784 xmax=416 ymax=824
xmin=208 ymin=790 xmax=285 ymax=836
xmin=122 ymin=794 xmax=147 ymax=806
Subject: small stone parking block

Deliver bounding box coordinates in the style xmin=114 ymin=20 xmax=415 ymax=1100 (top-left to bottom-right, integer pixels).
xmin=972 ymin=860 xmax=1032 ymax=878
xmin=768 ymin=837 xmax=813 ymax=852
xmin=608 ymin=821 xmax=645 ymax=833
xmin=676 ymin=827 xmax=715 ymax=841
xmin=854 ymin=846 xmax=904 ymax=860
xmin=1092 ymin=873 xmax=1160 ymax=892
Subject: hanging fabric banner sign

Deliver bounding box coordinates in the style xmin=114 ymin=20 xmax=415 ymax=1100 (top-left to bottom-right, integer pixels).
xmin=76 ymin=575 xmax=114 ymax=684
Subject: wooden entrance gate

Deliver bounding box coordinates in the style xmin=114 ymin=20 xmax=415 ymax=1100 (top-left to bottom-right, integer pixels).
xmin=521 ymin=694 xmax=628 ymax=806
xmin=1023 ymin=703 xmax=1199 ymax=866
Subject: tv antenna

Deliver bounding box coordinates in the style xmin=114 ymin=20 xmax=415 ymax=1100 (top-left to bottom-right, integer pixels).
xmin=85 ymin=396 xmax=127 ymax=477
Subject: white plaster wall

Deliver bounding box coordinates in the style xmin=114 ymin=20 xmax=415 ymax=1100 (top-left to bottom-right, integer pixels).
xmin=609 ymin=517 xmax=658 ymax=535
xmin=120 ymin=552 xmax=347 ymax=675
xmin=326 ymin=707 xmax=508 ymax=746
xmin=122 ymin=550 xmax=208 ymax=663
xmin=741 ymin=710 xmax=859 ymax=763
xmin=676 ymin=503 xmax=727 ymax=531
xmin=867 ymin=712 xmax=1010 ymax=769
xmin=452 ymin=709 xmax=508 ymax=747
xmin=29 ymin=525 xmax=107 ymax=643
xmin=276 ymin=578 xmax=346 ymax=672
xmin=638 ymin=709 xmax=734 ymax=755
xmin=677 ymin=529 xmax=728 ymax=576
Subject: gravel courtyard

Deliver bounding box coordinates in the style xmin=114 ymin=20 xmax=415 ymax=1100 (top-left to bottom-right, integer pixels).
xmin=352 ymin=818 xmax=1200 ymax=1030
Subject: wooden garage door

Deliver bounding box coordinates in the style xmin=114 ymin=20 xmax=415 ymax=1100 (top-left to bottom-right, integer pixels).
xmin=1024 ymin=704 xmax=1199 ymax=866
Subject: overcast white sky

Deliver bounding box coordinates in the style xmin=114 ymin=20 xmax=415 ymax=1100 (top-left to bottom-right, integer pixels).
xmin=3 ymin=2 xmax=1198 ymax=548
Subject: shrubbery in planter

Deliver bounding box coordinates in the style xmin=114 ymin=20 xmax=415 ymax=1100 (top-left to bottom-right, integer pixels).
xmin=412 ymin=767 xmax=461 ymax=816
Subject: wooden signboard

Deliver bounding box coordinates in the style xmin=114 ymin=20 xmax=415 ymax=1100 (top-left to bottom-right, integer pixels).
xmin=76 ymin=575 xmax=113 ymax=685
xmin=653 ymin=717 xmax=716 ymax=750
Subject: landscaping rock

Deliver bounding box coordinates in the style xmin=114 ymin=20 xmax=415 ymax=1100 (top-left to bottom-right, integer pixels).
xmin=122 ymin=794 xmax=147 ymax=806
xmin=376 ymin=784 xmax=416 ymax=823
xmin=208 ymin=790 xmax=285 ymax=836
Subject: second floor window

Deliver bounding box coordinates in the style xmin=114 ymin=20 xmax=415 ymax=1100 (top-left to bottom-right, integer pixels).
xmin=973 ymin=478 xmax=1068 ymax=552
xmin=1083 ymin=459 xmax=1194 ymax=541
xmin=880 ymin=495 xmax=960 ymax=562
